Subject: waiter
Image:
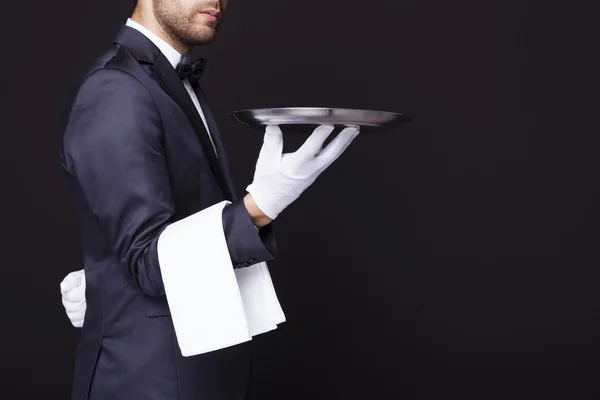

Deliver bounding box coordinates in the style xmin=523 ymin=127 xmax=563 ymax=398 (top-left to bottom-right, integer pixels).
xmin=58 ymin=0 xmax=359 ymax=399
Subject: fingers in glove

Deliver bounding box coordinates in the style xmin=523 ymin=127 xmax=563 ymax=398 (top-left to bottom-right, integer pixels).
xmin=67 ymin=307 xmax=86 ymax=319
xmin=256 ymin=125 xmax=284 ymax=172
xmin=60 ymin=269 xmax=85 ymax=293
xmin=72 ymin=318 xmax=84 ymax=328
xmin=296 ymin=125 xmax=335 ymax=157
xmin=315 ymin=126 xmax=360 ymax=169
xmin=67 ymin=308 xmax=86 ymax=327
xmin=63 ymin=297 xmax=86 ymax=312
xmin=62 ymin=283 xmax=86 ymax=303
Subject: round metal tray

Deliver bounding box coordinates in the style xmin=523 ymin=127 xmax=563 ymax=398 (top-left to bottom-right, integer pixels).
xmin=230 ymin=107 xmax=410 ymax=133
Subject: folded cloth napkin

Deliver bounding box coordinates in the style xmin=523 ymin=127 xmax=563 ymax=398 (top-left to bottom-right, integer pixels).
xmin=157 ymin=200 xmax=285 ymax=356
xmin=235 ymin=262 xmax=285 ymax=336
xmin=60 ymin=269 xmax=86 ymax=327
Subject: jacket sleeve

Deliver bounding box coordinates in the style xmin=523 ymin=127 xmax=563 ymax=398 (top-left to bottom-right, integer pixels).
xmin=222 ymin=199 xmax=277 ymax=267
xmin=62 ymin=68 xmax=276 ymax=297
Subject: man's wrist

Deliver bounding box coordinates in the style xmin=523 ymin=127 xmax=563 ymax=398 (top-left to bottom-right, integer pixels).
xmin=243 ymin=193 xmax=273 ymax=228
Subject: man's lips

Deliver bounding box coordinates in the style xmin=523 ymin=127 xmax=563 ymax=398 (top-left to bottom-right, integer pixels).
xmin=199 ymin=9 xmax=221 ymax=22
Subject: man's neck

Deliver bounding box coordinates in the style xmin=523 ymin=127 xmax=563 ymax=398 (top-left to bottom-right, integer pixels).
xmin=130 ymin=9 xmax=191 ymax=56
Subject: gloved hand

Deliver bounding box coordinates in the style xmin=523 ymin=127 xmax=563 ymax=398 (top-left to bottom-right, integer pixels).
xmin=246 ymin=124 xmax=360 ymax=220
xmin=60 ymin=270 xmax=87 ymax=328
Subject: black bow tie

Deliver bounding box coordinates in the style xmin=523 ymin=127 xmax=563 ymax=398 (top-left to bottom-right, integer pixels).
xmin=175 ymin=57 xmax=207 ymax=85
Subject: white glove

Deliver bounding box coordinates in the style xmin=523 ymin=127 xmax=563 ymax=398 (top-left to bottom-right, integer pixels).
xmin=60 ymin=270 xmax=87 ymax=328
xmin=246 ymin=124 xmax=360 ymax=219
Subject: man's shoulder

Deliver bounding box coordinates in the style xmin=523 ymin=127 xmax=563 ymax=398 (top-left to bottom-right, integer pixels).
xmin=58 ymin=44 xmax=158 ymax=165
xmin=58 ymin=45 xmax=149 ymax=148
xmin=80 ymin=44 xmax=147 ymax=91
xmin=63 ymin=45 xmax=157 ymax=128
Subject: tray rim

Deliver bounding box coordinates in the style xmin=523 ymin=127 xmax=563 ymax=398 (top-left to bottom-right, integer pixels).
xmin=229 ymin=106 xmax=411 ymax=129
xmin=231 ymin=106 xmax=409 ymax=117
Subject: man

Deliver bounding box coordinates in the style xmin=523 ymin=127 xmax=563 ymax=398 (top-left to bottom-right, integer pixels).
xmin=59 ymin=0 xmax=359 ymax=399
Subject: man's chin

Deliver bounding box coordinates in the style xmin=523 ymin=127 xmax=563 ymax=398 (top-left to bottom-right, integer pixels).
xmin=191 ymin=26 xmax=218 ymax=45
xmin=193 ymin=35 xmax=217 ymax=46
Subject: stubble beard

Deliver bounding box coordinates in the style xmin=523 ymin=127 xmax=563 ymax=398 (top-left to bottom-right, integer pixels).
xmin=154 ymin=0 xmax=220 ymax=49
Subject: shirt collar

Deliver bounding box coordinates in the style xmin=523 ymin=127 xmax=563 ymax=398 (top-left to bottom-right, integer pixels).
xmin=125 ymin=18 xmax=182 ymax=69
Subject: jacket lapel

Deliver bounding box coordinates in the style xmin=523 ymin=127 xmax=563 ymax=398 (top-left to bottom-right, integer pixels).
xmin=113 ymin=25 xmax=231 ymax=199
xmin=193 ymin=85 xmax=238 ymax=201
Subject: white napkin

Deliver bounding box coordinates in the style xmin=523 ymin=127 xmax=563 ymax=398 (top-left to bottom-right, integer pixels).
xmin=157 ymin=200 xmax=286 ymax=357
xmin=235 ymin=262 xmax=285 ymax=336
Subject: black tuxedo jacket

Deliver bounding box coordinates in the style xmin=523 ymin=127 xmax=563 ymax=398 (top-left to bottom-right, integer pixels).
xmin=60 ymin=25 xmax=277 ymax=400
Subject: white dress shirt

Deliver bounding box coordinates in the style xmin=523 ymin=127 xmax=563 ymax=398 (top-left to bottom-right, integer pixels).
xmin=125 ymin=18 xmax=217 ymax=156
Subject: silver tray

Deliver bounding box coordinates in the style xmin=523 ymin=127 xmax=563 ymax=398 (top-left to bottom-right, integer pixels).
xmin=230 ymin=107 xmax=410 ymax=133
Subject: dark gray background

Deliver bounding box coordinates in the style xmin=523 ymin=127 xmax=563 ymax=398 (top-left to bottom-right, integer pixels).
xmin=2 ymin=0 xmax=598 ymax=398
